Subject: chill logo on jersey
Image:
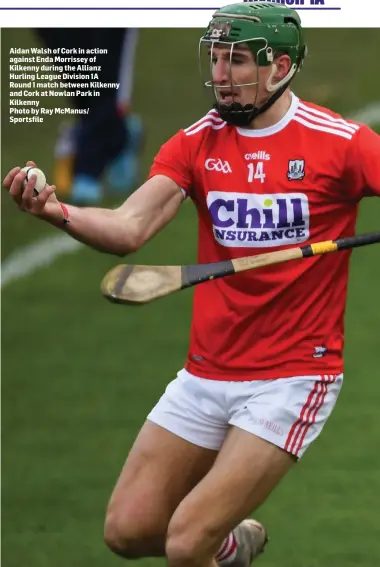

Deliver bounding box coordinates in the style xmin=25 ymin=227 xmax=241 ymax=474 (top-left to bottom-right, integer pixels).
xmin=207 ymin=191 xmax=310 ymax=248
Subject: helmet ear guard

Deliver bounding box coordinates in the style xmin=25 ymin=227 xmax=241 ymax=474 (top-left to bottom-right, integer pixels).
xmin=266 ymin=59 xmax=298 ymax=94
xmin=263 ymin=43 xmax=306 ymax=93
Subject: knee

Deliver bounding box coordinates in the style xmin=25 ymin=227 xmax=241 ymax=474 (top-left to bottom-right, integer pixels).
xmin=104 ymin=510 xmax=145 ymax=559
xmin=166 ymin=515 xmax=217 ymax=566
xmin=165 ymin=536 xmax=199 ymax=567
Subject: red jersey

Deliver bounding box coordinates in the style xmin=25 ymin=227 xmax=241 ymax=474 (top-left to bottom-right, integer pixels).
xmin=149 ymin=93 xmax=380 ymax=381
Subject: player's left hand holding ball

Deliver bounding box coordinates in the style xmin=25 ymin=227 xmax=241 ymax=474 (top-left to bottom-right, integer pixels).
xmin=2 ymin=161 xmax=64 ymax=223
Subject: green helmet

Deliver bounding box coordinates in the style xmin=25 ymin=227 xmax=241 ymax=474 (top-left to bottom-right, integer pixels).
xmin=200 ymin=2 xmax=307 ymax=126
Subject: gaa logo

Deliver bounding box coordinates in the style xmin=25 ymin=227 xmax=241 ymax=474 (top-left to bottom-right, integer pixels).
xmin=205 ymin=158 xmax=232 ymax=174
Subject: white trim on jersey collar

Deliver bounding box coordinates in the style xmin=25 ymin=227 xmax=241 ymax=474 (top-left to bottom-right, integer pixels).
xmin=236 ymin=92 xmax=299 ymax=138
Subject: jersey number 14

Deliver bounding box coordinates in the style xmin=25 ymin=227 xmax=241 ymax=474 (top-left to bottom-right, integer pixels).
xmin=247 ymin=162 xmax=266 ymax=184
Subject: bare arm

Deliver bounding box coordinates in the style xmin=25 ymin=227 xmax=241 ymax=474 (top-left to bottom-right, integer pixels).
xmin=3 ymin=166 xmax=184 ymax=257
xmin=50 ymin=175 xmax=184 ymax=255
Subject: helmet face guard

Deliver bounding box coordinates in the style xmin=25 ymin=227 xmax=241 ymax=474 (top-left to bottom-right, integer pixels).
xmin=199 ymin=36 xmax=276 ymax=127
xmin=199 ymin=2 xmax=307 ymax=127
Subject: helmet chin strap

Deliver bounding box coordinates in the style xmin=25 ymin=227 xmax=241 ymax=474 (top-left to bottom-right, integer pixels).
xmin=214 ymin=63 xmax=297 ymax=127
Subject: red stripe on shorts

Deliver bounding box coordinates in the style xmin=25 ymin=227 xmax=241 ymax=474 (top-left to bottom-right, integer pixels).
xmin=293 ymin=374 xmax=336 ymax=456
xmin=284 ymin=377 xmax=321 ymax=454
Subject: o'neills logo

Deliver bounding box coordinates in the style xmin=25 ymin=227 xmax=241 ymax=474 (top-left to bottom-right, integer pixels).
xmin=244 ymin=151 xmax=271 ymax=161
xmin=206 ymin=191 xmax=310 ymax=248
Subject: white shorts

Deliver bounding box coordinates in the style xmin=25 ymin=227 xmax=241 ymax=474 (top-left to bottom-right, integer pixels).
xmin=147 ymin=368 xmax=343 ymax=458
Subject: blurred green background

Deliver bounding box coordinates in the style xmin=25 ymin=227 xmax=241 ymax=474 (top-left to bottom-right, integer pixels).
xmin=2 ymin=28 xmax=380 ymax=567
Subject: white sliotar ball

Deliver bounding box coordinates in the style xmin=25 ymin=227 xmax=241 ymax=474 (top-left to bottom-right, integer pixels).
xmin=21 ymin=166 xmax=47 ymax=195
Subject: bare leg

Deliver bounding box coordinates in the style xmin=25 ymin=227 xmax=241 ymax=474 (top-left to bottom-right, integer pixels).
xmin=165 ymin=426 xmax=295 ymax=567
xmin=104 ymin=420 xmax=217 ymax=558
